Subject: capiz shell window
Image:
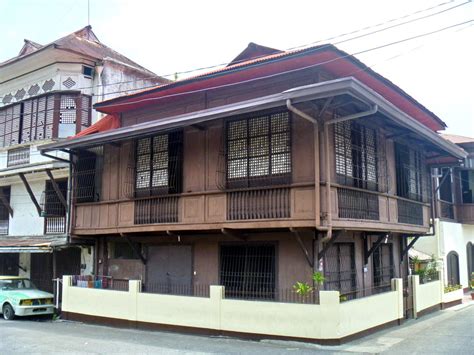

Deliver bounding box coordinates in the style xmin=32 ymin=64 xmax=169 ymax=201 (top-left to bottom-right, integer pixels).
xmin=226 ymin=111 xmax=291 ymax=188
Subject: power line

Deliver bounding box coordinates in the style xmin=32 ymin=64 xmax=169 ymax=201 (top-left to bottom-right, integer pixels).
xmin=0 ymin=0 xmax=470 ymax=99
xmin=96 ymin=19 xmax=473 ymax=109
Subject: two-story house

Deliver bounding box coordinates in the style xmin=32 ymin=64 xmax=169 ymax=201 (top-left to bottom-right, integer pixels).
xmin=0 ymin=26 xmax=168 ymax=292
xmin=415 ymin=134 xmax=474 ymax=290
xmin=42 ymin=43 xmax=466 ymax=309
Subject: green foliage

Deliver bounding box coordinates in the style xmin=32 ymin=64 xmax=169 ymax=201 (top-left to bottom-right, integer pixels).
xmin=293 ymin=282 xmax=313 ymax=297
xmin=471 ymin=272 xmax=474 ymax=290
xmin=444 ymin=284 xmax=462 ymax=293
xmin=312 ymin=272 xmax=326 ymax=287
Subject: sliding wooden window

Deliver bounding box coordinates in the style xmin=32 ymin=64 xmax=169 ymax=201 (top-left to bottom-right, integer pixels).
xmin=226 ymin=111 xmax=291 ymax=188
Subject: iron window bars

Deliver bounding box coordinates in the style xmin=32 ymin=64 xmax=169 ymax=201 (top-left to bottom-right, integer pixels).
xmin=223 ymin=110 xmax=292 ymax=189
xmin=0 ymin=186 xmax=10 ymax=235
xmin=334 ymin=120 xmax=385 ymax=192
xmin=72 ymin=147 xmax=103 ymax=203
xmin=324 ymin=242 xmax=358 ymax=300
xmin=134 ymin=130 xmax=183 ymax=198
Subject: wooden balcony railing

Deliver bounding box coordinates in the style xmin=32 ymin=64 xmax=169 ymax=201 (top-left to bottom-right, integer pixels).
xmin=227 ymin=187 xmax=290 ymax=220
xmin=398 ymin=199 xmax=424 ymax=225
xmin=456 ymin=204 xmax=474 ymax=224
xmin=439 ymin=200 xmax=455 ymax=220
xmin=0 ymin=220 xmax=8 ymax=235
xmin=134 ymin=196 xmax=179 ymax=225
xmin=337 ymin=187 xmax=379 ymax=220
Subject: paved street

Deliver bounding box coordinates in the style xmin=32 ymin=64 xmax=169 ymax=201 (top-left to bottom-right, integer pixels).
xmin=0 ymin=304 xmax=472 ymax=354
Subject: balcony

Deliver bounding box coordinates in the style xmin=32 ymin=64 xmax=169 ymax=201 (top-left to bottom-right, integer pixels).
xmin=0 ymin=220 xmax=9 ymax=235
xmin=397 ymin=199 xmax=424 ymax=226
xmin=456 ymin=204 xmax=474 ymax=224
xmin=439 ymin=200 xmax=455 ymax=220
xmin=45 ymin=216 xmax=66 ymax=234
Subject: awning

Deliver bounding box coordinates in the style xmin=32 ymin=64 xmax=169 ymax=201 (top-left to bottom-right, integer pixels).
xmin=408 ymin=248 xmax=433 ymax=261
xmin=40 ymin=77 xmax=467 ymax=160
xmin=0 ymin=236 xmax=68 ymax=253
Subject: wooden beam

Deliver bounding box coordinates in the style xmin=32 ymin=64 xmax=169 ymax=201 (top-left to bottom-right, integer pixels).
xmin=401 ymin=235 xmax=421 ymax=262
xmin=221 ymin=228 xmax=246 ymax=241
xmin=0 ymin=189 xmax=13 ymax=217
xmin=192 ymin=124 xmax=206 ymax=131
xmin=318 ymin=230 xmax=342 ymax=261
xmin=45 ymin=169 xmax=67 ymax=210
xmin=290 ymin=228 xmax=313 ymax=268
xmin=364 ymin=234 xmax=386 ymax=265
xmin=19 ymin=173 xmax=42 ymax=216
xmin=121 ymin=233 xmax=147 ymax=265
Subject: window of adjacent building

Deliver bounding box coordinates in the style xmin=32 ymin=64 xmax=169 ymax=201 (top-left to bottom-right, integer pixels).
xmin=226 ymin=111 xmax=291 ymax=188
xmin=135 ymin=131 xmax=183 ymax=197
xmin=395 ymin=142 xmax=425 ymax=202
xmin=82 ymin=66 xmax=93 ymax=77
xmin=334 ymin=121 xmax=378 ymax=191
xmin=0 ymin=186 xmax=11 ymax=235
xmin=460 ymin=170 xmax=474 ymax=204
xmin=43 ymin=179 xmax=67 ymax=234
xmin=438 ymin=168 xmax=453 ymax=202
xmin=0 ymin=93 xmax=91 ymax=148
xmin=7 ymin=146 xmax=30 ymax=167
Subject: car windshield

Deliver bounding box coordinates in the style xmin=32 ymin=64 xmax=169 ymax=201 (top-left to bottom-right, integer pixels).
xmin=0 ymin=279 xmax=37 ymax=290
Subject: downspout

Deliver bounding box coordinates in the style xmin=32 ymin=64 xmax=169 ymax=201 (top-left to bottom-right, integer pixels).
xmin=287 ymin=99 xmax=378 ymax=242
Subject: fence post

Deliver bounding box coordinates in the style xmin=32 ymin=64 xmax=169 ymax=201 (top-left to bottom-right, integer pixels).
xmin=62 ymin=275 xmax=72 ymax=312
xmin=391 ymin=278 xmax=404 ymax=320
xmin=410 ymin=274 xmax=420 ymax=319
xmin=438 ymin=270 xmax=444 ymax=303
xmin=210 ymin=285 xmax=224 ymax=331
xmin=129 ymin=280 xmax=141 ymax=322
xmin=319 ymin=291 xmax=340 ymax=339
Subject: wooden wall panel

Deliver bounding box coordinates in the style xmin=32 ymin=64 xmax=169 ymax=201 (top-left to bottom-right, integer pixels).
xmin=181 ymin=196 xmax=205 ymax=224
xmin=292 ymin=116 xmax=315 ymax=183
xmin=118 ymin=201 xmax=134 ymax=227
xmin=183 ymin=129 xmax=205 ymax=192
xmin=206 ymin=123 xmax=223 ymax=191
xmin=292 ymin=187 xmax=315 ymax=220
xmin=206 ymin=194 xmax=226 ymax=222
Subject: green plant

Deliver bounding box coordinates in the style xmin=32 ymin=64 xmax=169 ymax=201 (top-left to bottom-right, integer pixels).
xmin=293 ymin=282 xmax=313 ymax=297
xmin=471 ymin=272 xmax=474 ymax=290
xmin=312 ymin=271 xmax=326 ymax=290
xmin=444 ymin=284 xmax=462 ymax=293
xmin=339 ymin=295 xmax=348 ymax=302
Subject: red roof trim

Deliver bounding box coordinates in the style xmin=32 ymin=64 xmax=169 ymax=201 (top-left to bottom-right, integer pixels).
xmin=74 ymin=114 xmax=121 ymax=138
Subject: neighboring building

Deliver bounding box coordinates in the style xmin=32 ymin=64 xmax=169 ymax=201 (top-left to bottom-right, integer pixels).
xmin=0 ymin=26 xmax=168 ymax=291
xmin=415 ymin=134 xmax=474 ymax=290
xmin=42 ymin=43 xmax=466 ymax=320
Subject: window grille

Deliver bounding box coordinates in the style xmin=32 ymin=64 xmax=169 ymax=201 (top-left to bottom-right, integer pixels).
xmin=134 ymin=130 xmax=183 ymax=197
xmin=7 ymin=147 xmax=30 ymax=167
xmin=373 ymin=243 xmax=394 ymax=291
xmin=223 ymin=111 xmax=291 ymax=189
xmin=397 ymin=199 xmax=424 ymax=225
xmin=395 ymin=143 xmax=429 ymax=202
xmin=334 ymin=120 xmax=383 ymax=192
xmin=21 ymin=95 xmax=55 ymax=143
xmin=0 ymin=187 xmax=11 ymax=235
xmin=324 ymin=243 xmax=357 ymax=300
xmin=41 ymin=180 xmax=67 ymax=217
xmin=73 ymin=147 xmax=103 ymax=203
xmin=219 ymin=244 xmax=276 ymax=300
xmin=0 ymin=104 xmax=21 ymax=147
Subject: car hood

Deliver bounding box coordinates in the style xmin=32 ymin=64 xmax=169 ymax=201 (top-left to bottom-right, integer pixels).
xmin=2 ymin=289 xmax=54 ymax=299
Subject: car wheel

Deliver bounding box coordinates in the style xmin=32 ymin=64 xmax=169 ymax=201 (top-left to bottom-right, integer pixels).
xmin=2 ymin=304 xmax=15 ymax=320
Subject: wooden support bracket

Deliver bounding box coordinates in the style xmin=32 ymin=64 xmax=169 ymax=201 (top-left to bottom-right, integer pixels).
xmin=45 ymin=169 xmax=68 ymax=210
xmin=19 ymin=173 xmax=42 ymax=216
xmin=401 ymin=235 xmax=421 ymax=262
xmin=0 ymin=189 xmax=13 ymax=217
xmin=290 ymin=228 xmax=314 ymax=268
xmin=121 ymin=233 xmax=147 ymax=265
xmin=221 ymin=228 xmax=246 ymax=241
xmin=364 ymin=234 xmax=386 ymax=265
xmin=318 ymin=230 xmax=342 ymax=261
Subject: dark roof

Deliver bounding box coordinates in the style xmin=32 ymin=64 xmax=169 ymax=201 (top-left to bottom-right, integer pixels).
xmin=1 ymin=26 xmax=165 ymax=80
xmin=94 ymin=43 xmax=447 ymax=131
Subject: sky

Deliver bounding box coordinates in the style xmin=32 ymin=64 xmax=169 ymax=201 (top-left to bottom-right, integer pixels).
xmin=0 ymin=0 xmax=473 ymax=136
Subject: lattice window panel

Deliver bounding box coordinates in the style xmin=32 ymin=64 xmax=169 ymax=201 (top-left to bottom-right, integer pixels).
xmin=0 ymin=104 xmax=22 ymax=147
xmin=14 ymin=89 xmax=26 ymax=101
xmin=42 ymin=79 xmax=55 ymax=92
xmin=395 ymin=143 xmax=428 ymax=202
xmin=334 ymin=120 xmax=380 ymax=191
xmin=62 ymin=77 xmax=76 ymax=89
xmin=59 ymin=95 xmax=77 ymax=124
xmin=21 ymin=95 xmax=54 ymax=143
xmin=134 ymin=131 xmax=182 ymax=197
xmin=28 ymin=84 xmax=40 ymax=96
xmin=2 ymin=94 xmax=12 ymax=104
xmin=226 ymin=111 xmax=291 ymax=188
xmin=80 ymin=95 xmax=92 ymax=129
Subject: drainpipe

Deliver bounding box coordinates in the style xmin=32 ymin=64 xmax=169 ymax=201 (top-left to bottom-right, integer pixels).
xmin=287 ymin=99 xmax=378 ymax=242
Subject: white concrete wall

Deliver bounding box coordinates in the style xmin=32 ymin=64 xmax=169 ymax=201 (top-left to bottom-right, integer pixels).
xmin=62 ymin=277 xmax=404 ymax=341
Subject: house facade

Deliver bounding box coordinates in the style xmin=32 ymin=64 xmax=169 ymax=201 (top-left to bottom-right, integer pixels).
xmin=41 ymin=43 xmax=466 ymax=307
xmin=0 ymin=26 xmax=168 ymax=291
xmin=416 ymin=134 xmax=474 ymax=290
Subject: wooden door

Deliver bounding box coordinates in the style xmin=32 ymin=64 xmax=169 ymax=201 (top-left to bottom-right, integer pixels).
xmin=31 ymin=253 xmax=53 ymax=292
xmin=145 ymin=245 xmax=192 ymax=295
